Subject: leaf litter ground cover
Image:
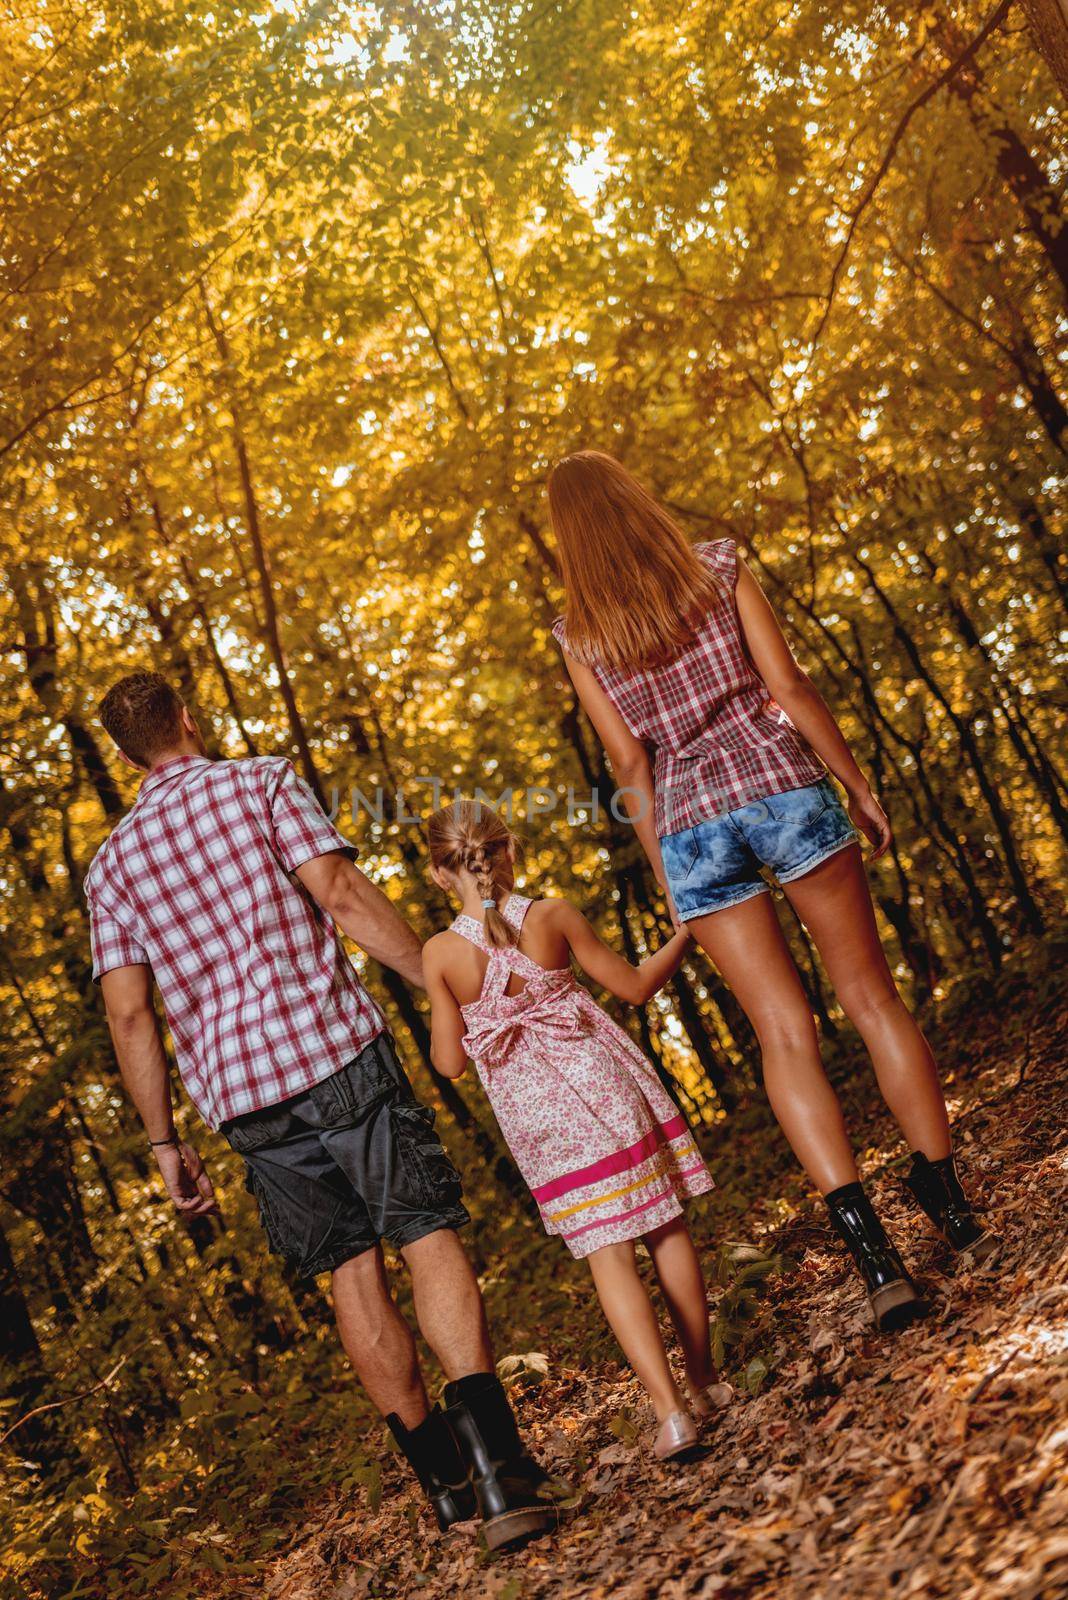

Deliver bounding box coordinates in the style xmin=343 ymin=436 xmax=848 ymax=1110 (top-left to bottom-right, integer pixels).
xmin=200 ymin=981 xmax=1067 ymax=1600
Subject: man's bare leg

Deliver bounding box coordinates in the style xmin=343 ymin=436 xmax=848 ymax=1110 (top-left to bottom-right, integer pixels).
xmin=401 ymin=1227 xmax=495 ymax=1380
xmin=331 ymin=1246 xmax=430 ymax=1428
xmin=401 ymin=1231 xmax=562 ymax=1549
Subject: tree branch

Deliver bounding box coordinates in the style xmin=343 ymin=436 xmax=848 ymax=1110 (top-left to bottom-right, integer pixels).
xmin=0 ymin=1356 xmax=127 ymax=1446
xmin=810 ymin=0 xmax=1013 ymax=350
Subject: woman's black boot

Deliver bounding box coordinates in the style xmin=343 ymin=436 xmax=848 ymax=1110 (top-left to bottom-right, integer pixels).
xmin=385 ymin=1404 xmax=477 ymax=1532
xmin=443 ymin=1372 xmax=558 ymax=1551
xmin=903 ymin=1153 xmax=996 ymax=1261
xmin=824 ymin=1181 xmax=925 ymax=1332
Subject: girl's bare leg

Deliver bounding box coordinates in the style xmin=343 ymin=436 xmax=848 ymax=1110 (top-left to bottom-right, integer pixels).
xmin=587 ymin=1240 xmax=688 ymax=1422
xmin=687 ymin=894 xmax=858 ymax=1194
xmin=645 ymin=1217 xmax=715 ymax=1392
xmin=783 ymin=844 xmax=952 ymax=1160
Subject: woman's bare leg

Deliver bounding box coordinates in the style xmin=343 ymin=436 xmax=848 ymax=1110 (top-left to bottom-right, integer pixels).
xmin=587 ymin=1240 xmax=687 ymax=1422
xmin=645 ymin=1217 xmax=714 ymax=1392
xmin=687 ymin=893 xmax=858 ymax=1194
xmin=783 ymin=844 xmax=952 ymax=1160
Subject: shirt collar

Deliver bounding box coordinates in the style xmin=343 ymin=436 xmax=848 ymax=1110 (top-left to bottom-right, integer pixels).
xmin=137 ymin=754 xmax=212 ymax=798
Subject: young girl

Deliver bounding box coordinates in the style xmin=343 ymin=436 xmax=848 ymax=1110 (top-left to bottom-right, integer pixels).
xmin=423 ymin=799 xmax=717 ymax=1461
xmin=547 ymin=449 xmax=993 ymax=1333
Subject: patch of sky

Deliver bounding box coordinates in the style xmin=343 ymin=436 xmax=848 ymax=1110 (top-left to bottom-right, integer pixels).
xmin=830 ymin=26 xmax=877 ymax=79
xmin=564 ymin=133 xmax=618 ymax=231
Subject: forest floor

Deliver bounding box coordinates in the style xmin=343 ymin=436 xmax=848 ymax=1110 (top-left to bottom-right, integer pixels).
xmin=208 ymin=967 xmax=1067 ymax=1600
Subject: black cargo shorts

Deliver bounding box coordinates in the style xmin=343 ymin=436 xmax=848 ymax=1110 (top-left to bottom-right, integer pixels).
xmin=221 ymin=1032 xmax=470 ymax=1277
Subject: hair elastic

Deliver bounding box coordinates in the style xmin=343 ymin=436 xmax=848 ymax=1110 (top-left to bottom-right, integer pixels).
xmin=481 ymin=897 xmax=496 ymax=908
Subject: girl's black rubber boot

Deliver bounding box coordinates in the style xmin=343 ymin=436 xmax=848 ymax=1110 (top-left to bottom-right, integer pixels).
xmin=903 ymin=1153 xmax=997 ymax=1262
xmin=824 ymin=1181 xmax=926 ymax=1332
xmin=385 ymin=1404 xmax=477 ymax=1532
xmin=443 ymin=1372 xmax=559 ymax=1551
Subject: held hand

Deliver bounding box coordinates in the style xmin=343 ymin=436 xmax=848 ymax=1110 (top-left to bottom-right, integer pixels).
xmin=665 ymin=888 xmax=687 ymax=936
xmin=154 ymin=1141 xmax=218 ymax=1217
xmin=848 ymin=788 xmax=892 ymax=861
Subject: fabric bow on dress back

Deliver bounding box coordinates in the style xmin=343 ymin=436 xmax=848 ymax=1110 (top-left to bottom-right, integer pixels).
xmin=449 ymin=894 xmax=713 ymax=1259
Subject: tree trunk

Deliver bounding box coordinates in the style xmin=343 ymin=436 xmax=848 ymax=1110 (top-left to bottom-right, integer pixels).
xmin=607 ymin=868 xmax=694 ymax=1122
xmin=747 ymin=545 xmax=1004 ymax=968
xmin=138 ymin=477 xmax=260 ymax=755
xmin=0 ymin=1216 xmax=66 ymax=1469
xmin=918 ymin=545 xmax=1068 ymax=842
xmin=202 ymin=292 xmax=326 ymax=806
xmin=0 ymin=777 xmax=48 ymax=897
xmin=0 ymin=1215 xmax=41 ymax=1368
xmin=621 ymin=859 xmax=738 ymax=1107
xmin=944 ymin=32 xmax=1068 ymax=303
xmin=672 ymin=961 xmax=741 ymax=1106
xmin=1000 ymin=475 xmax=1068 ymax=615
xmin=4 ymin=1125 xmax=100 ymax=1299
xmin=850 ymin=553 xmax=1045 ymax=934
xmin=1019 ymin=0 xmax=1068 ymax=100
xmin=13 ymin=565 xmax=123 ymax=821
xmin=1004 ymin=314 xmax=1068 ymax=454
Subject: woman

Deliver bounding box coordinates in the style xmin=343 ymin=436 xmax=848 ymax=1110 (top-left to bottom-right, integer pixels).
xmin=549 ymin=450 xmax=993 ymax=1332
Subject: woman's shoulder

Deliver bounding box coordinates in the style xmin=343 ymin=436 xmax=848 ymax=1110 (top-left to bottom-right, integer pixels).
xmin=550 ymin=617 xmax=596 ymax=669
xmin=693 ymin=537 xmax=738 ymax=584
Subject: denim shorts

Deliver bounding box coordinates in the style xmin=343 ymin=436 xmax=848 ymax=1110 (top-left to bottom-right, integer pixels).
xmin=221 ymin=1033 xmax=469 ymax=1277
xmin=660 ymin=778 xmax=858 ymax=921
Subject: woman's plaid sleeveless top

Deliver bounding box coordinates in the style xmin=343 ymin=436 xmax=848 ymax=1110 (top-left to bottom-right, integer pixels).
xmin=552 ymin=539 xmax=825 ymax=838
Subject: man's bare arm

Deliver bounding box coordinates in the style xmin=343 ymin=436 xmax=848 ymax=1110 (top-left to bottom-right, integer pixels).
xmin=296 ymin=851 xmax=425 ymax=989
xmin=100 ymin=964 xmax=217 ymax=1215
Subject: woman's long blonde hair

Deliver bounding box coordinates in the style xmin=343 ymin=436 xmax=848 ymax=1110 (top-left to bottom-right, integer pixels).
xmin=547 ymin=450 xmax=723 ymax=670
xmin=427 ymin=800 xmax=519 ymax=948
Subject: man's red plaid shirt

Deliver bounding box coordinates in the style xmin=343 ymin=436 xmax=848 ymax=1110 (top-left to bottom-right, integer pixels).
xmin=86 ymin=755 xmax=386 ymax=1127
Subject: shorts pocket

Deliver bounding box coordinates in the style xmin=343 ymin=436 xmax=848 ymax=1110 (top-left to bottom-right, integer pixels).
xmin=224 ymin=1101 xmax=295 ymax=1155
xmin=760 ymin=782 xmax=832 ymax=826
xmin=242 ymin=1162 xmax=289 ymax=1258
xmin=660 ymin=826 xmax=701 ymax=883
xmin=393 ymin=1104 xmax=465 ymax=1211
xmin=317 ymin=1036 xmax=404 ymax=1120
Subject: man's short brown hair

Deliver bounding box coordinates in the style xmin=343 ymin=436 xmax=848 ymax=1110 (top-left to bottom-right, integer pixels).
xmin=99 ymin=672 xmax=185 ymax=768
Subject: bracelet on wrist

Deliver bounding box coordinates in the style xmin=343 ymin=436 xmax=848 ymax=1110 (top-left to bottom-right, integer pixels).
xmin=149 ymin=1134 xmax=179 ymax=1148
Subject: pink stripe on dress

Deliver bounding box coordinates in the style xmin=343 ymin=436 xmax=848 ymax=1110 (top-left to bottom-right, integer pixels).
xmin=530 ymin=1114 xmax=690 ymax=1203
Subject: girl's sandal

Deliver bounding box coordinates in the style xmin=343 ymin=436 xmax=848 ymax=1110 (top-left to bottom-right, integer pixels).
xmin=687 ymin=1380 xmax=734 ymax=1422
xmin=653 ymin=1409 xmax=699 ymax=1461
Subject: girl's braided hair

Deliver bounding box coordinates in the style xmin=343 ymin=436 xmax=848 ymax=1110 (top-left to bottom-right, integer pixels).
xmin=426 ymin=799 xmax=519 ymax=948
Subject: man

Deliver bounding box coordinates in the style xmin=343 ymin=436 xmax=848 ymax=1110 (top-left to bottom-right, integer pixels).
xmin=86 ymin=672 xmax=557 ymax=1550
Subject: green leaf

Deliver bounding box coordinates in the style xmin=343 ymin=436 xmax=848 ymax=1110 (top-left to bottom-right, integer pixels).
xmin=744 ymin=1358 xmax=769 ymax=1395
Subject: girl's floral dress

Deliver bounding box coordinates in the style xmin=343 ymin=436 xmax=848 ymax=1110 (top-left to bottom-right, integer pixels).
xmin=453 ymin=894 xmax=713 ymax=1258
